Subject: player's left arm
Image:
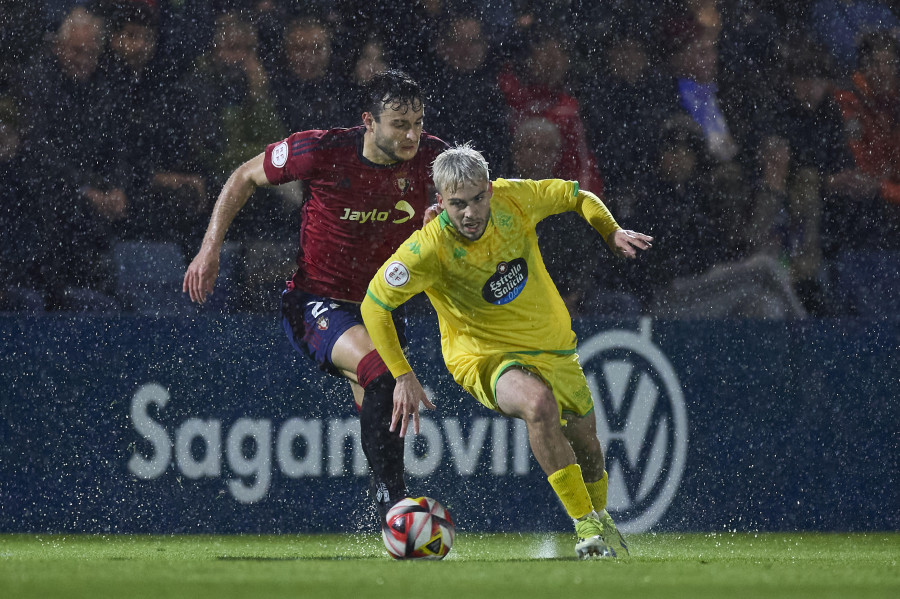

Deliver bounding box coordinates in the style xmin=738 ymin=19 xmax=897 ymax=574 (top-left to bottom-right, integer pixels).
xmin=575 ymin=188 xmax=653 ymax=259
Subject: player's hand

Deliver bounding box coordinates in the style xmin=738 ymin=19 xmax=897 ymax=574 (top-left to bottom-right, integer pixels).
xmin=391 ymin=371 xmax=436 ymax=437
xmin=609 ymin=229 xmax=653 ymax=259
xmin=183 ymin=247 xmax=220 ymax=304
xmin=423 ymin=203 xmax=443 ymax=226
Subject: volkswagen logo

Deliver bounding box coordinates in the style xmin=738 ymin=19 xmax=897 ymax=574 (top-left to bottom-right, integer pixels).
xmin=578 ymin=318 xmax=688 ymax=533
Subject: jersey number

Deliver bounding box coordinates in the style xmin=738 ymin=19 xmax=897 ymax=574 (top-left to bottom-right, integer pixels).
xmin=307 ymin=301 xmax=328 ymax=318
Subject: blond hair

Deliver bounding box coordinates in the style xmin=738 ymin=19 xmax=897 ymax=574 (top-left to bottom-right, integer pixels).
xmin=431 ymin=142 xmax=490 ymax=195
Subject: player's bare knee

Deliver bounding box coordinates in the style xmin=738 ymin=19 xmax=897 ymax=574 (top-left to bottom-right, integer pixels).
xmin=520 ymin=390 xmax=560 ymax=425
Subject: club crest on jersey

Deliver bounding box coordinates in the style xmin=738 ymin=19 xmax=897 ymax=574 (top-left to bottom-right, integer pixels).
xmin=316 ymin=316 xmax=329 ymax=330
xmin=482 ymin=258 xmax=528 ymax=305
xmin=396 ymin=177 xmax=411 ymax=194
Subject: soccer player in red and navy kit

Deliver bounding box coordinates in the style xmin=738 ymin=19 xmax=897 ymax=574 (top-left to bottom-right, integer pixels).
xmin=183 ymin=70 xmax=447 ymax=525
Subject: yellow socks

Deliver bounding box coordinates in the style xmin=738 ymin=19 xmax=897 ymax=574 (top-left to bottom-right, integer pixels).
xmin=585 ymin=470 xmax=609 ymax=513
xmin=548 ymin=466 xmax=610 ymax=518
xmin=548 ymin=463 xmax=593 ymax=520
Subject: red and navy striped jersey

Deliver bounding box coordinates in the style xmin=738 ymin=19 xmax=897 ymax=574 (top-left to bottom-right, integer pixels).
xmin=263 ymin=126 xmax=447 ymax=302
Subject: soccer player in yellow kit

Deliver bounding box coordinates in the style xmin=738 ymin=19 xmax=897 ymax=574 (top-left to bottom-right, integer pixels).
xmin=360 ymin=144 xmax=652 ymax=558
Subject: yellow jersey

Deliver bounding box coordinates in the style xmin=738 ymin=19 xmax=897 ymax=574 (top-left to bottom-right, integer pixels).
xmin=362 ymin=178 xmax=620 ymax=378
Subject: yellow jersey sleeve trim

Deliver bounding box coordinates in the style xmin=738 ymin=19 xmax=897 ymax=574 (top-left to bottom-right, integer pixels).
xmin=365 ymin=289 xmax=396 ymax=312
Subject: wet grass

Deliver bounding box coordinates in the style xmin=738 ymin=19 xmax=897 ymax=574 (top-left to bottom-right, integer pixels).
xmin=0 ymin=532 xmax=897 ymax=599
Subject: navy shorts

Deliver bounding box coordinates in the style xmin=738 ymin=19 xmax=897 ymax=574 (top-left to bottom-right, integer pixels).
xmin=281 ymin=287 xmax=407 ymax=378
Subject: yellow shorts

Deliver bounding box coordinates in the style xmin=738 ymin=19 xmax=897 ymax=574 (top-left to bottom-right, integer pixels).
xmin=448 ymin=351 xmax=595 ymax=424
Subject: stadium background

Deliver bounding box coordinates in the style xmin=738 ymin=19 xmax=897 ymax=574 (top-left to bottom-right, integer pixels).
xmin=1 ymin=0 xmax=899 ymax=542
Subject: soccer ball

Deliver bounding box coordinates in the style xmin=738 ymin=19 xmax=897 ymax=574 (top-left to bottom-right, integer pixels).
xmin=382 ymin=496 xmax=455 ymax=560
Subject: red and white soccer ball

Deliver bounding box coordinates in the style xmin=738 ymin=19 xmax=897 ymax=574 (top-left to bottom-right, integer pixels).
xmin=382 ymin=497 xmax=455 ymax=560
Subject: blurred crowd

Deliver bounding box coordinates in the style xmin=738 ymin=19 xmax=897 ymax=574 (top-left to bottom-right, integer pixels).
xmin=1 ymin=0 xmax=899 ymax=318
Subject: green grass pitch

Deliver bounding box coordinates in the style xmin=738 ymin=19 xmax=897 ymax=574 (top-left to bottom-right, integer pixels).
xmin=1 ymin=532 xmax=897 ymax=599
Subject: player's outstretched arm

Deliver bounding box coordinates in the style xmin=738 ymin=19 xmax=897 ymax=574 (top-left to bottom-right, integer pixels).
xmin=607 ymin=229 xmax=653 ymax=259
xmin=572 ymin=188 xmax=653 ymax=259
xmin=183 ymin=153 xmax=270 ymax=303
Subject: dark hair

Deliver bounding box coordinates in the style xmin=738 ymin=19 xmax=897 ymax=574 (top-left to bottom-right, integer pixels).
xmin=362 ymin=69 xmax=424 ymax=119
